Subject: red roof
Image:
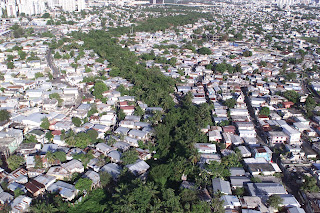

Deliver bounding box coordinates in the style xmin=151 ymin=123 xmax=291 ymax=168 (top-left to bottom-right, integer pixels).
xmin=119 ymin=101 xmax=128 ymax=106
xmin=52 ymin=130 xmax=61 ymax=135
xmin=120 ymin=106 xmax=135 ymax=110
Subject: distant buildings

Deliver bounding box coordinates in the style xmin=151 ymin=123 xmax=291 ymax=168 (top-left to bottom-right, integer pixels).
xmin=0 ymin=0 xmax=87 ymax=17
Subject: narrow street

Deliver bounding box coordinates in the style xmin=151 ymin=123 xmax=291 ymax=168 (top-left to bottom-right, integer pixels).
xmin=46 ymin=49 xmax=85 ymax=108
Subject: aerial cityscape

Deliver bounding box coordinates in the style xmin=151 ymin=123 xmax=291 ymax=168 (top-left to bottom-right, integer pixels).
xmin=0 ymin=0 xmax=319 ymax=212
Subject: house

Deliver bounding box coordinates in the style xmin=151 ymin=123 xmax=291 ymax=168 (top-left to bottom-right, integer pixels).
xmin=113 ymin=141 xmax=130 ymax=151
xmin=120 ymin=106 xmax=135 ymax=115
xmin=83 ymin=170 xmax=100 ymax=188
xmin=7 ymin=182 xmax=27 ymax=194
xmin=25 ymin=179 xmax=45 ymax=197
xmin=239 ymin=129 xmax=256 ymax=138
xmin=240 ymin=196 xmax=268 ymax=212
xmin=200 ymin=153 xmax=221 ymax=164
xmin=208 ymin=130 xmax=222 ymax=142
xmin=47 ymin=166 xmax=70 ymax=180
xmin=87 ymin=158 xmax=102 ymax=172
xmin=221 ymin=133 xmax=232 ymax=148
xmin=16 ymin=143 xmax=41 ymax=155
xmin=230 ymin=167 xmax=246 ymax=176
xmin=126 ymin=160 xmax=150 ymax=175
xmin=0 ymin=191 xmax=13 ymax=204
xmin=114 ymin=127 xmax=130 ymax=135
xmin=268 ymin=131 xmax=288 ymax=145
xmin=10 ymin=195 xmax=32 ymax=213
xmin=283 ymin=101 xmax=294 ymax=108
xmin=124 ymin=136 xmax=139 ymax=147
xmin=252 ymin=146 xmax=272 ymax=162
xmin=100 ymin=163 xmax=122 ymax=180
xmin=8 ymin=168 xmax=28 ymax=184
xmin=247 ymin=183 xmax=287 ymax=198
xmin=237 ymin=146 xmax=252 ymax=158
xmin=287 ymin=207 xmax=306 ymax=213
xmin=96 ymin=143 xmax=114 ymax=155
xmin=33 ymin=175 xmax=56 ymax=190
xmin=212 ymin=178 xmax=232 ymax=195
xmin=136 ymin=148 xmax=152 ymax=161
xmin=282 ymin=125 xmax=301 ymax=144
xmin=278 ymin=194 xmax=301 ymax=208
xmin=244 ymin=158 xmax=279 ymax=176
xmin=26 ymin=156 xmax=35 ymax=169
xmin=47 ymin=181 xmax=77 ymax=201
xmin=230 ymin=176 xmax=251 ymax=189
xmin=108 ymin=150 xmax=121 ymax=163
xmin=61 ymin=159 xmax=84 ymax=174
xmin=221 ymin=195 xmax=241 ymax=209
xmin=128 ymin=129 xmax=149 ymax=141
xmin=194 ymin=143 xmax=217 ymax=154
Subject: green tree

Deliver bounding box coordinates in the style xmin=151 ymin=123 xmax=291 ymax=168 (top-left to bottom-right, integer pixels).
xmin=121 ymin=149 xmax=139 ymax=165
xmin=198 ymin=47 xmax=212 ymax=55
xmin=117 ymin=109 xmax=126 ymax=121
xmin=18 ymin=50 xmax=27 ymax=60
xmin=283 ymin=90 xmax=300 ymax=104
xmin=92 ymin=81 xmax=108 ymax=99
xmin=75 ymin=178 xmax=93 ymax=192
xmin=73 ymin=132 xmax=92 ymax=149
xmin=210 ymin=195 xmax=225 ymax=213
xmin=53 ymin=151 xmax=66 ymax=162
xmin=224 ymin=98 xmax=236 ymax=108
xmin=286 ymin=72 xmax=297 ymax=81
xmin=0 ymin=110 xmax=10 ymax=121
xmin=42 ymin=12 xmax=51 ymax=18
xmin=7 ymin=61 xmax=14 ymax=69
xmin=72 ymin=117 xmax=82 ymax=127
xmin=243 ymin=50 xmax=252 ymax=57
xmin=7 ymin=155 xmax=25 ymax=171
xmin=134 ymin=106 xmax=144 ymax=116
xmin=23 ymin=134 xmax=38 ymax=143
xmin=267 ymin=195 xmax=283 ymax=209
xmin=259 ymin=106 xmax=270 ymax=116
xmin=301 ymin=175 xmax=320 ymax=192
xmin=14 ymin=188 xmax=25 ymax=198
xmin=35 ymin=72 xmax=44 ymax=79
xmin=99 ymin=171 xmax=112 ymax=187
xmin=45 ymin=131 xmax=53 ymax=141
xmin=250 ymin=176 xmax=262 ymax=183
xmin=10 ymin=24 xmax=24 ymax=38
xmin=87 ymin=129 xmax=98 ymax=142
xmin=45 ymin=151 xmax=56 ymax=165
xmin=54 ymin=52 xmax=62 ymax=59
xmin=40 ymin=117 xmax=50 ymax=130
xmin=34 ymin=155 xmax=43 ymax=169
xmin=234 ymin=187 xmax=245 ymax=196
xmin=49 ymin=93 xmax=63 ymax=106
xmin=260 ymin=61 xmax=267 ymax=67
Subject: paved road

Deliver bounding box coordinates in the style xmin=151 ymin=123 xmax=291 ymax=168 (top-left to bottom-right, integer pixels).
xmin=45 ymin=49 xmax=85 ymax=108
xmin=241 ymin=86 xmax=268 ymax=145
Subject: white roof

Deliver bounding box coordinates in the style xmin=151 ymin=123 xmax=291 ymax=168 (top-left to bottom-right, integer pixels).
xmin=126 ymin=160 xmax=150 ymax=175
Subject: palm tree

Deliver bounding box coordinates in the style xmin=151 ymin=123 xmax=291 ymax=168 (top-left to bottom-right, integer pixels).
xmin=30 ymin=201 xmax=58 ymax=213
xmin=45 ymin=151 xmax=56 ymax=165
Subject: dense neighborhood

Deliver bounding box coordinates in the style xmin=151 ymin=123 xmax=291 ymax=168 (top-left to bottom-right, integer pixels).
xmin=0 ymin=0 xmax=319 ymax=212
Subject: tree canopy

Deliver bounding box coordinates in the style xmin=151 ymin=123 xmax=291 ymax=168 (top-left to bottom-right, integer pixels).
xmin=7 ymin=155 xmax=25 ymax=171
xmin=75 ymin=178 xmax=93 ymax=192
xmin=259 ymin=106 xmax=270 ymax=116
xmin=198 ymin=47 xmax=212 ymax=55
xmin=283 ymin=90 xmax=300 ymax=104
xmin=40 ymin=117 xmax=50 ymax=130
xmin=92 ymin=81 xmax=108 ymax=100
xmin=0 ymin=110 xmax=10 ymax=122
